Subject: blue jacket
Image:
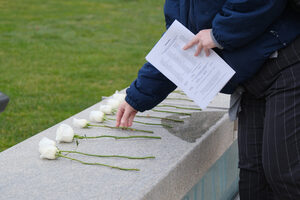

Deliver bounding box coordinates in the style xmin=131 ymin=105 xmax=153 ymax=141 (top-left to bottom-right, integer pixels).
xmin=126 ymin=0 xmax=300 ymax=112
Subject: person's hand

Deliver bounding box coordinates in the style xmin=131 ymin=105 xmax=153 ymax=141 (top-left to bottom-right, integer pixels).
xmin=116 ymin=101 xmax=138 ymax=127
xmin=183 ymin=29 xmax=216 ymax=56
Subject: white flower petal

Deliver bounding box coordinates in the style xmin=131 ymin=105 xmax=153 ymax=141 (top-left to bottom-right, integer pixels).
xmin=39 ymin=145 xmax=58 ymax=160
xmin=99 ymin=105 xmax=113 ymax=114
xmin=89 ymin=111 xmax=105 ymax=123
xmin=107 ymin=99 xmax=120 ymax=110
xmin=72 ymin=118 xmax=89 ymax=128
xmin=112 ymin=91 xmax=126 ymax=102
xmin=55 ymin=124 xmax=74 ymax=143
xmin=39 ymin=137 xmax=56 ymax=147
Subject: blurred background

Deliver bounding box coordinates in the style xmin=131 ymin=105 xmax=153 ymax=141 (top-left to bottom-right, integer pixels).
xmin=0 ymin=0 xmax=165 ymax=151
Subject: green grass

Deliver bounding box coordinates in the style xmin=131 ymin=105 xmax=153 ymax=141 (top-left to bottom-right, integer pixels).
xmin=0 ymin=0 xmax=165 ymax=151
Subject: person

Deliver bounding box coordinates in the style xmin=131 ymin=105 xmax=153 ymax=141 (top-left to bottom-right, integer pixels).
xmin=116 ymin=0 xmax=300 ymax=199
xmin=0 ymin=92 xmax=9 ymax=113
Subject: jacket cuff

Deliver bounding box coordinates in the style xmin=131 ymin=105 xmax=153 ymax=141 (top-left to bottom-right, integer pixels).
xmin=125 ymin=94 xmax=144 ymax=112
xmin=210 ymin=29 xmax=223 ymax=49
xmin=212 ymin=28 xmax=233 ymax=50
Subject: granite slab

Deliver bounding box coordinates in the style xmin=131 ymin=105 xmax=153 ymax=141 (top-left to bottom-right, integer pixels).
xmin=0 ymin=91 xmax=234 ymax=200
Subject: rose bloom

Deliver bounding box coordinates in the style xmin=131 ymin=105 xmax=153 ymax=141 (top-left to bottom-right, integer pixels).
xmin=107 ymin=98 xmax=120 ymax=110
xmin=72 ymin=118 xmax=89 ymax=128
xmin=99 ymin=105 xmax=113 ymax=114
xmin=89 ymin=110 xmax=105 ymax=123
xmin=56 ymin=123 xmax=75 ymax=143
xmin=112 ymin=90 xmax=126 ymax=102
xmin=39 ymin=137 xmax=58 ymax=159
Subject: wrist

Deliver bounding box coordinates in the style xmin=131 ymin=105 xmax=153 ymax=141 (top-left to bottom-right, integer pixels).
xmin=210 ymin=29 xmax=223 ymax=49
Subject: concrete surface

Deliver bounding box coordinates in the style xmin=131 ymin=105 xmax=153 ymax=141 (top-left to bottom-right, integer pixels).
xmin=182 ymin=140 xmax=239 ymax=200
xmin=0 ymin=90 xmax=235 ymax=200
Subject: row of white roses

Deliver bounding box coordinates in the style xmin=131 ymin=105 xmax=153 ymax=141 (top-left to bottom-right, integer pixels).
xmin=38 ymin=90 xmax=198 ymax=170
xmin=39 ymin=91 xmax=126 ymax=159
xmin=38 ymin=137 xmax=143 ymax=171
xmin=38 ymin=91 xmax=161 ymax=171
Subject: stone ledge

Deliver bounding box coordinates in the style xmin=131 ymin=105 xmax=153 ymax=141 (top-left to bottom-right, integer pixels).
xmin=0 ymin=91 xmax=234 ymax=200
xmin=142 ymin=114 xmax=235 ymax=200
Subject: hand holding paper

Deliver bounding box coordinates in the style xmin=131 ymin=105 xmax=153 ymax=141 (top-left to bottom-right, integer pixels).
xmin=183 ymin=29 xmax=216 ymax=56
xmin=146 ymin=20 xmax=235 ymax=109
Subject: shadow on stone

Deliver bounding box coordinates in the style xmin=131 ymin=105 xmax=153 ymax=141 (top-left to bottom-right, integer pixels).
xmin=162 ymin=111 xmax=226 ymax=143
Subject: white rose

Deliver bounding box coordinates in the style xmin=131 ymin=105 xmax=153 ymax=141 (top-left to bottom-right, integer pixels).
xmin=72 ymin=118 xmax=89 ymax=128
xmin=89 ymin=111 xmax=105 ymax=122
xmin=39 ymin=137 xmax=56 ymax=147
xmin=107 ymin=98 xmax=120 ymax=110
xmin=39 ymin=137 xmax=58 ymax=160
xmin=39 ymin=145 xmax=58 ymax=160
xmin=112 ymin=91 xmax=126 ymax=102
xmin=56 ymin=123 xmax=75 ymax=143
xmin=99 ymin=105 xmax=113 ymax=114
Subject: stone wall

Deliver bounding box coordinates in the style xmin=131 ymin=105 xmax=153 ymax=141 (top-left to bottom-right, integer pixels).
xmin=0 ymin=91 xmax=237 ymax=200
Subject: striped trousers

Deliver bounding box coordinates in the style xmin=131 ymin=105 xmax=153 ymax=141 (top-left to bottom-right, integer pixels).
xmin=238 ymin=37 xmax=300 ymax=200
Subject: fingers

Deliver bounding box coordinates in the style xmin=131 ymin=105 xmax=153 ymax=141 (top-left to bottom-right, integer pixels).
xmin=183 ymin=37 xmax=198 ymax=50
xmin=183 ymin=29 xmax=215 ymax=57
xmin=194 ymin=43 xmax=203 ymax=56
xmin=187 ymin=41 xmax=211 ymax=57
xmin=183 ymin=36 xmax=204 ymax=56
xmin=128 ymin=112 xmax=137 ymax=127
xmin=204 ymin=48 xmax=210 ymax=56
xmin=116 ymin=101 xmax=138 ymax=128
xmin=116 ymin=103 xmax=125 ymax=127
xmin=120 ymin=108 xmax=131 ymax=127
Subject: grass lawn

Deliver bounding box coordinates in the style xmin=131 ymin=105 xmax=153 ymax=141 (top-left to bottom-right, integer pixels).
xmin=0 ymin=0 xmax=165 ymax=151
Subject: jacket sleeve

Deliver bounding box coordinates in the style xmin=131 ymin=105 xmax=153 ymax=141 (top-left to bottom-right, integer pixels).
xmin=125 ymin=0 xmax=180 ymax=112
xmin=164 ymin=0 xmax=180 ymax=29
xmin=212 ymin=0 xmax=287 ymax=50
xmin=126 ymin=62 xmax=177 ymax=112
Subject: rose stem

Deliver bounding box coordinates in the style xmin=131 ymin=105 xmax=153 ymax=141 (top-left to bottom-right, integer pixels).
xmin=166 ymin=97 xmax=193 ymax=102
xmin=58 ymin=154 xmax=139 ymax=171
xmin=105 ymin=117 xmax=172 ymax=128
xmin=59 ymin=150 xmax=155 ymax=159
xmin=88 ymin=124 xmax=153 ymax=133
xmin=156 ymin=104 xmax=201 ymax=111
xmin=151 ymin=109 xmax=192 ymax=116
xmin=133 ymin=120 xmax=172 ymax=128
xmin=74 ymin=134 xmax=161 ymax=140
xmin=135 ymin=115 xmax=184 ymax=123
xmin=172 ymin=90 xmax=185 ymax=95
